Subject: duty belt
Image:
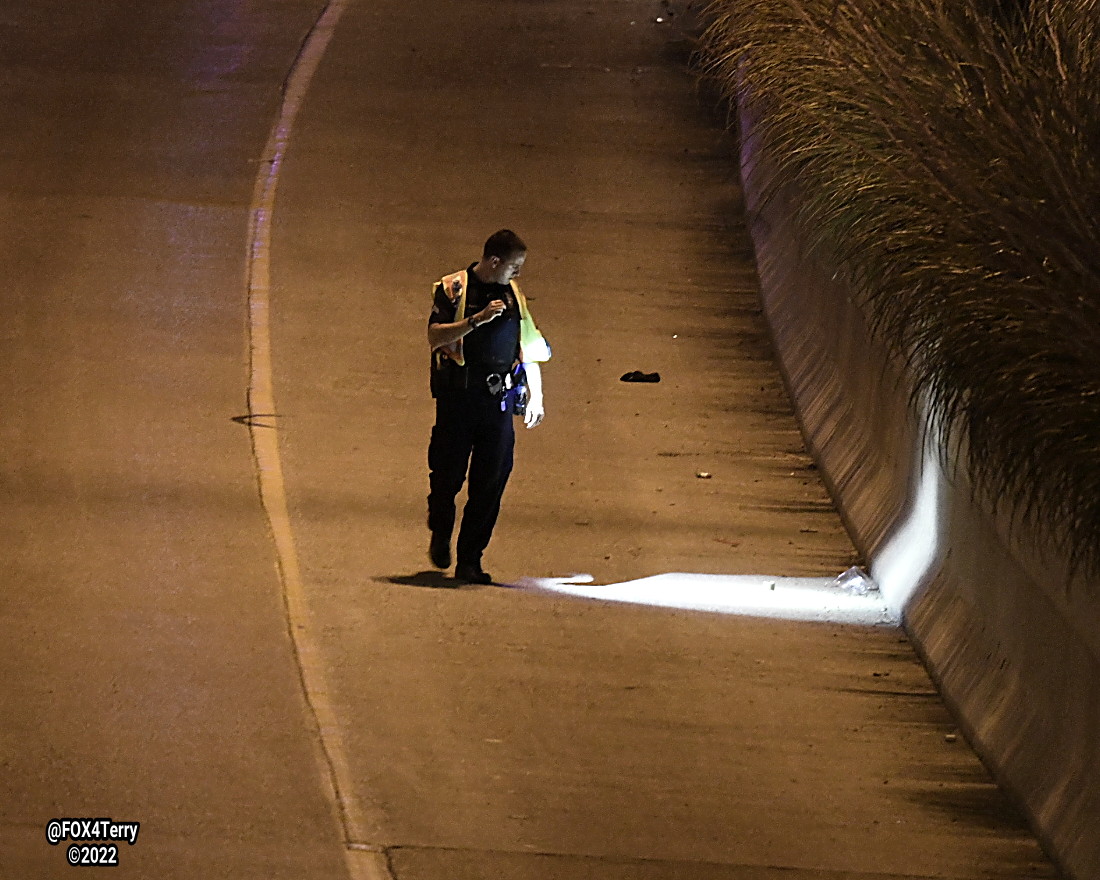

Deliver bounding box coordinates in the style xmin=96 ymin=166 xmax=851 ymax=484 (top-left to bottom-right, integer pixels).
xmin=466 ymin=364 xmax=513 ymax=398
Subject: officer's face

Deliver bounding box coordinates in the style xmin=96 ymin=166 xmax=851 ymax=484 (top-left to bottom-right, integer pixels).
xmin=494 ymin=251 xmax=526 ymax=283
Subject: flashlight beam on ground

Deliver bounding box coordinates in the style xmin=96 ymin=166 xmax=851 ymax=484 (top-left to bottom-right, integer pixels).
xmin=516 ymin=572 xmax=897 ymax=625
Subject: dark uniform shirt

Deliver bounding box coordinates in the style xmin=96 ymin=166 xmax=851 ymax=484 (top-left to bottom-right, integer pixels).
xmin=430 ymin=264 xmax=521 ymax=379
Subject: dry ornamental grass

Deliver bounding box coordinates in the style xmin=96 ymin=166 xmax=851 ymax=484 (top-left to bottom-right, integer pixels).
xmin=701 ymin=0 xmax=1100 ymax=581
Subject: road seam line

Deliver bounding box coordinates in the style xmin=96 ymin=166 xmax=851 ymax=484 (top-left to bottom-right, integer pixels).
xmin=381 ymin=842 xmax=991 ymax=880
xmin=244 ymin=2 xmax=394 ymax=879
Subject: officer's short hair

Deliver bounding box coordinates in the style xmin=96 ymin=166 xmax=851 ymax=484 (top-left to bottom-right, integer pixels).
xmin=483 ymin=229 xmax=527 ymax=261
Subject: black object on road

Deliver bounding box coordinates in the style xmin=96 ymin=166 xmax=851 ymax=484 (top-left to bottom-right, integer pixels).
xmin=620 ymin=370 xmax=661 ymax=383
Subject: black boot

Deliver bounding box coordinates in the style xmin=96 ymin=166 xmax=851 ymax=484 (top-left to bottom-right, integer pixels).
xmin=428 ymin=532 xmax=451 ymax=569
xmin=455 ymin=561 xmax=492 ymax=584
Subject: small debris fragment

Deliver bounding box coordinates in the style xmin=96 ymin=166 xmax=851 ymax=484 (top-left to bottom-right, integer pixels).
xmin=829 ymin=565 xmax=880 ymax=595
xmin=621 ymin=370 xmax=661 ymax=383
xmin=696 ymin=471 xmax=712 ymax=479
xmin=945 ymin=733 xmax=958 ymax=743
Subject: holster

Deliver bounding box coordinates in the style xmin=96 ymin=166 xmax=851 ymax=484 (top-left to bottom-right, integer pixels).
xmin=504 ymin=364 xmax=528 ymax=416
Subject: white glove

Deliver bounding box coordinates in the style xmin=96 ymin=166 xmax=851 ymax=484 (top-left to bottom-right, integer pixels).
xmin=524 ymin=401 xmax=544 ymax=429
xmin=523 ymin=362 xmax=544 ymax=429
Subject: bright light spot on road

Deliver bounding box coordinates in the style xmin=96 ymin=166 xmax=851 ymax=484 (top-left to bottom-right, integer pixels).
xmin=518 ymin=408 xmax=946 ymax=628
xmin=517 ymin=572 xmax=896 ymax=625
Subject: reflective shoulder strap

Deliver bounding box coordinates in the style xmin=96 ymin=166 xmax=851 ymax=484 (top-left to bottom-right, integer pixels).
xmin=434 ymin=270 xmax=469 ymax=366
xmin=511 ymin=282 xmax=551 ymax=363
xmin=440 ymin=270 xmax=467 ymax=304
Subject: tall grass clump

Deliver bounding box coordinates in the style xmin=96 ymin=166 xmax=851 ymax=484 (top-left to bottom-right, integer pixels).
xmin=702 ymin=0 xmax=1100 ymax=580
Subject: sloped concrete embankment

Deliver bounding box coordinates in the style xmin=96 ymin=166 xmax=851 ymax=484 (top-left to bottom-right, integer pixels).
xmin=734 ymin=92 xmax=1099 ymax=880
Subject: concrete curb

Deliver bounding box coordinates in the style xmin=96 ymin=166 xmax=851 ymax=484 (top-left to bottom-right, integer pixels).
xmin=736 ymin=92 xmax=1098 ymax=880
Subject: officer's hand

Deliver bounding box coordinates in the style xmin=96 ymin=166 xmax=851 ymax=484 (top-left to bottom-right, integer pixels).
xmin=473 ymin=300 xmax=506 ymax=326
xmin=524 ymin=402 xmax=544 ymax=429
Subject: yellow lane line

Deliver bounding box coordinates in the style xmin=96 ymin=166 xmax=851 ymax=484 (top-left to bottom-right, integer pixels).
xmin=245 ymin=3 xmax=393 ymax=878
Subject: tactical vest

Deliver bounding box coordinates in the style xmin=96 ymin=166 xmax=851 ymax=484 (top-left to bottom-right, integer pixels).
xmin=432 ymin=269 xmax=551 ymax=367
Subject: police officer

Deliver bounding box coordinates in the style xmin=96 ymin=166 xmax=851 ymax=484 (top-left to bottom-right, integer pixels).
xmin=426 ymin=230 xmax=549 ymax=584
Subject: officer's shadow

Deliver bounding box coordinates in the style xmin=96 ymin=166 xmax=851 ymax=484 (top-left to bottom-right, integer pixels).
xmin=383 ymin=571 xmax=498 ymax=590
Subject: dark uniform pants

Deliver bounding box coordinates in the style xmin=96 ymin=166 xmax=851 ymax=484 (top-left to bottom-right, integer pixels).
xmin=427 ymin=390 xmax=515 ymax=567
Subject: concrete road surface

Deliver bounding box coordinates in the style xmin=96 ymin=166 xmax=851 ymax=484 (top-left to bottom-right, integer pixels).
xmin=0 ymin=1 xmax=1059 ymax=879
